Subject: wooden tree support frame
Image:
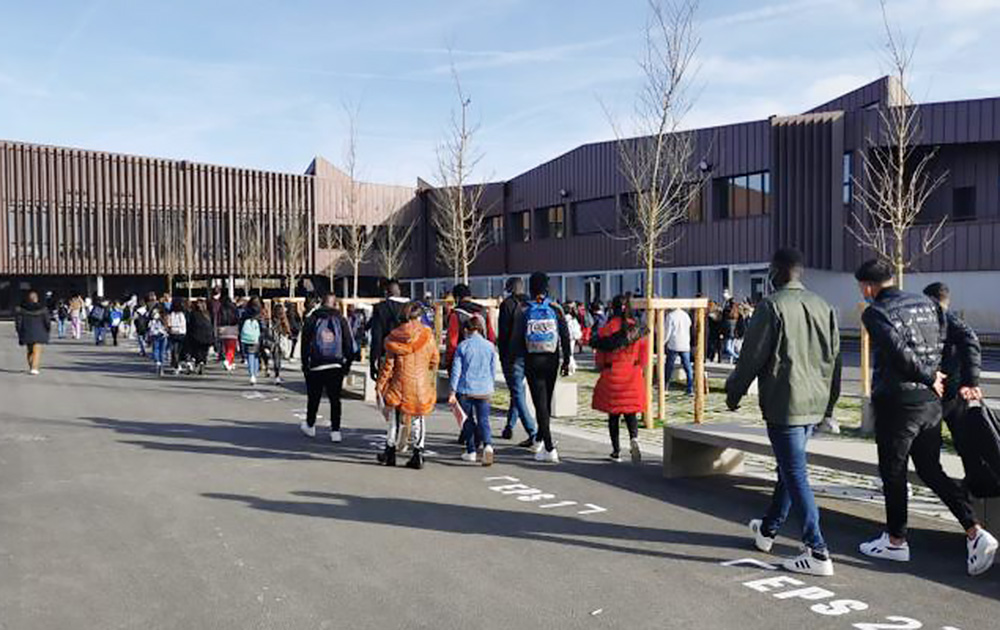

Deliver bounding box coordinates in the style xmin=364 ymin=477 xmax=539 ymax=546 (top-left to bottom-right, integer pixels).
xmin=629 ymin=297 xmax=710 ymax=428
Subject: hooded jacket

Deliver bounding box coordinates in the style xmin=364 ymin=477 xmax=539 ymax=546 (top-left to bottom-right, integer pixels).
xmin=498 ymin=293 xmax=527 ymax=363
xmin=446 ymin=299 xmax=495 ymax=369
xmin=187 ymin=310 xmax=216 ymax=346
xmin=369 ymin=296 xmax=409 ymax=375
xmin=591 ymin=317 xmax=648 ymax=414
xmin=15 ymin=302 xmax=51 ymax=346
xmin=376 ymin=321 xmax=440 ymax=417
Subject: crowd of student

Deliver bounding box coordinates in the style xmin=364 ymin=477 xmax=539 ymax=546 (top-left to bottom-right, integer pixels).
xmin=11 ymin=250 xmax=998 ymax=582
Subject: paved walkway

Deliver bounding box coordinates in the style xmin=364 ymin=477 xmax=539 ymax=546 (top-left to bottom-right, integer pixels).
xmin=1 ymin=324 xmax=997 ymax=629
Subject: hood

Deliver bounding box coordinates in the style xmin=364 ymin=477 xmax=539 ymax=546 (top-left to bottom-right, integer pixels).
xmin=458 ymin=299 xmax=485 ymax=313
xmin=21 ymin=302 xmax=47 ymax=315
xmin=312 ymin=306 xmax=340 ymax=319
xmin=385 ymin=321 xmax=431 ymax=356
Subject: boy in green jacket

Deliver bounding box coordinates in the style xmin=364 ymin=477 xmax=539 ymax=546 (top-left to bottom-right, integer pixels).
xmin=725 ymin=248 xmax=842 ymax=577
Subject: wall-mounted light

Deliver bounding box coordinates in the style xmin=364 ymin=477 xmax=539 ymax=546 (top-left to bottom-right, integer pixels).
xmin=698 ymin=160 xmax=712 ymax=173
xmin=559 ymin=188 xmax=570 ymax=198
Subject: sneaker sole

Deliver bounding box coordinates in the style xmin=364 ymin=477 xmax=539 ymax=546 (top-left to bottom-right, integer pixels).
xmin=783 ymin=560 xmax=834 ymax=577
xmin=482 ymin=450 xmax=494 ymax=467
xmin=859 ymin=546 xmax=910 ymax=562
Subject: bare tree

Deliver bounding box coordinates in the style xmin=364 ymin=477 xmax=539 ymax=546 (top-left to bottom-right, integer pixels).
xmin=610 ymin=0 xmax=703 ymax=304
xmin=848 ymin=0 xmax=948 ymax=289
xmin=280 ymin=210 xmax=308 ymax=298
xmin=333 ymin=102 xmax=376 ymax=298
xmin=238 ymin=214 xmax=267 ymax=296
xmin=375 ymin=209 xmax=416 ymax=281
xmin=431 ymin=64 xmax=489 ymax=285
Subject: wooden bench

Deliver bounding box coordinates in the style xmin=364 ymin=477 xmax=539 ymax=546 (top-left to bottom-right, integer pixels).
xmin=663 ymin=422 xmax=1000 ymax=528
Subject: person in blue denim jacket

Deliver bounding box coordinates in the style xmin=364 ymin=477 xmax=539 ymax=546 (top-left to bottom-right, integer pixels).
xmin=448 ymin=317 xmax=499 ymax=466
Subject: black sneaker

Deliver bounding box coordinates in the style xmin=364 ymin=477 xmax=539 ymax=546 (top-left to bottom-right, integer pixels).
xmin=406 ymin=448 xmax=424 ymax=470
xmin=609 ymin=451 xmax=622 ymax=462
xmin=377 ymin=445 xmax=397 ymax=467
xmin=517 ymin=437 xmax=536 ymax=448
xmin=501 ymin=427 xmax=513 ymax=440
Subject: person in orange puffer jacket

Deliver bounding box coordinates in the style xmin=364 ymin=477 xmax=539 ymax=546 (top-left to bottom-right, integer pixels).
xmin=376 ymin=301 xmax=441 ymax=470
xmin=590 ymin=293 xmax=648 ymax=464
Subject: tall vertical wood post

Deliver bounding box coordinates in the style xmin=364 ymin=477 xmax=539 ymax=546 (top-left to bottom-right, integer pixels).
xmin=656 ymin=308 xmax=666 ymax=421
xmin=434 ymin=303 xmax=444 ymax=349
xmin=643 ymin=298 xmax=655 ymax=428
xmin=693 ymin=306 xmax=706 ymax=424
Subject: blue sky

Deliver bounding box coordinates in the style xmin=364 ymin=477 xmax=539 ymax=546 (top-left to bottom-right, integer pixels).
xmin=1 ymin=0 xmax=999 ymax=185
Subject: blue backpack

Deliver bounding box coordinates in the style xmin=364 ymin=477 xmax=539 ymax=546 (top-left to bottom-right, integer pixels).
xmin=312 ymin=316 xmax=346 ymax=364
xmin=525 ymin=298 xmax=559 ymax=354
xmin=240 ymin=318 xmax=261 ymax=345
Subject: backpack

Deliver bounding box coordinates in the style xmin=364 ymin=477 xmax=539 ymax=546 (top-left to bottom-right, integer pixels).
xmin=89 ymin=305 xmax=106 ymax=324
xmin=134 ymin=312 xmax=150 ymax=336
xmin=311 ymin=316 xmax=345 ymax=364
xmin=240 ymin=318 xmax=261 ymax=345
xmin=525 ymin=299 xmax=560 ymax=354
xmin=57 ymin=304 xmax=69 ymax=320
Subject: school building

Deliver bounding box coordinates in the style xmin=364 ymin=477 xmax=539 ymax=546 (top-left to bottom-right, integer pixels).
xmin=3 ymin=76 xmax=999 ymax=331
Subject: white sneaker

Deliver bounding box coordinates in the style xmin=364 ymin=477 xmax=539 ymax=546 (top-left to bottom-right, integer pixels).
xmin=482 ymin=444 xmax=494 ymax=467
xmin=630 ymin=438 xmax=642 ymax=464
xmin=859 ymin=533 xmax=910 ymax=562
xmin=967 ymin=528 xmax=998 ymax=576
xmin=274 ymin=376 xmax=283 ymax=385
xmin=461 ymin=451 xmax=477 ymax=463
xmin=299 ymin=420 xmax=316 ymax=438
xmin=529 ymin=440 xmax=545 ymax=454
xmin=748 ymin=519 xmax=775 ymax=553
xmin=330 ymin=430 xmax=342 ymax=444
xmin=249 ymin=375 xmax=257 ymax=386
xmin=29 ymin=369 xmax=40 ymax=376
xmin=782 ymin=547 xmax=834 ymax=577
xmin=535 ymin=448 xmax=560 ymax=463
xmin=174 ymin=368 xmax=181 ymax=376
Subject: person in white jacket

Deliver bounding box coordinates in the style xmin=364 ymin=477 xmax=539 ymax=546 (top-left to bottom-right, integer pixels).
xmin=664 ymin=308 xmax=694 ymax=396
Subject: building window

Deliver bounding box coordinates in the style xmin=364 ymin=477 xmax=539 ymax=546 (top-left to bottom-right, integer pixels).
xmin=513 ymin=211 xmax=531 ymax=242
xmin=486 ymin=215 xmax=504 ymax=246
xmin=842 ymin=152 xmax=853 ymax=205
xmin=317 ymin=224 xmax=334 ymax=249
xmin=548 ymin=205 xmax=565 ymax=239
xmin=953 ymin=186 xmax=976 ymax=221
xmin=714 ymin=171 xmax=771 ymax=219
xmin=573 ymin=197 xmax=616 ymax=235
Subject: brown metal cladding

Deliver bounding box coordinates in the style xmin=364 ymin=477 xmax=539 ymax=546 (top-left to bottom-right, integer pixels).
xmin=0 ymin=139 xmax=336 ymax=279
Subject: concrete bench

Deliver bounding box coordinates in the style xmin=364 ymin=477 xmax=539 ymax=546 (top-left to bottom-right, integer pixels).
xmin=345 ymin=364 xmax=376 ymax=403
xmin=663 ymin=422 xmax=999 ymax=528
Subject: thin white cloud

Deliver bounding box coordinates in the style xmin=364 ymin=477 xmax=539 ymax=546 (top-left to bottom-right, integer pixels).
xmin=704 ymin=0 xmax=840 ymax=26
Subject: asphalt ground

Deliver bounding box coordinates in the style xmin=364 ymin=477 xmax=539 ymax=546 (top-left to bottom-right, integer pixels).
xmin=1 ymin=325 xmax=998 ymax=629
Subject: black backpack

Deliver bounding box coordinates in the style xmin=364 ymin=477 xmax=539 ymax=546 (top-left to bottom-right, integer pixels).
xmin=956 ymin=401 xmax=1000 ymax=498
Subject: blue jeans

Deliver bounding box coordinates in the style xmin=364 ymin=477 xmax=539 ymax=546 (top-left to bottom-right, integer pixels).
xmin=246 ymin=352 xmax=260 ymax=378
xmin=151 ymin=336 xmax=168 ymax=364
xmin=666 ymin=350 xmax=693 ymax=395
xmin=724 ymin=338 xmax=740 ymax=363
xmin=762 ymin=423 xmax=826 ymax=552
xmin=460 ymin=395 xmax=492 ymax=454
xmin=137 ymin=334 xmax=147 ymax=356
xmin=57 ymin=319 xmax=66 ymax=338
xmin=94 ymin=326 xmax=106 ymax=345
xmin=502 ymin=357 xmax=537 ymax=438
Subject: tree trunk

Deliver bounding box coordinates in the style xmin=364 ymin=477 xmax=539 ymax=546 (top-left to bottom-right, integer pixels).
xmin=352 ymin=262 xmax=359 ymax=299
xmin=894 ymin=240 xmax=905 ymax=289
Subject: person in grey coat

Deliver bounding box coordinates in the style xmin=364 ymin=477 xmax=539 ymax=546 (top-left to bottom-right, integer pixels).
xmin=15 ymin=291 xmax=51 ymax=375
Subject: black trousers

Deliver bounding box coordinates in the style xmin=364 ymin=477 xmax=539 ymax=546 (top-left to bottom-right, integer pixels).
xmin=306 ymin=368 xmax=346 ymax=431
xmin=608 ymin=413 xmax=638 ymax=453
xmin=189 ymin=342 xmax=210 ymax=366
xmin=110 ymin=325 xmax=119 ymax=346
xmin=525 ymin=353 xmax=560 ymax=451
xmin=873 ymin=395 xmax=978 ymax=538
xmin=169 ymin=335 xmax=186 ymax=369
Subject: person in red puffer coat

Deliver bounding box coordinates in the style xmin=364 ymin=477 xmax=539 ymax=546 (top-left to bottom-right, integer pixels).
xmin=591 ymin=293 xmax=648 ymax=464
